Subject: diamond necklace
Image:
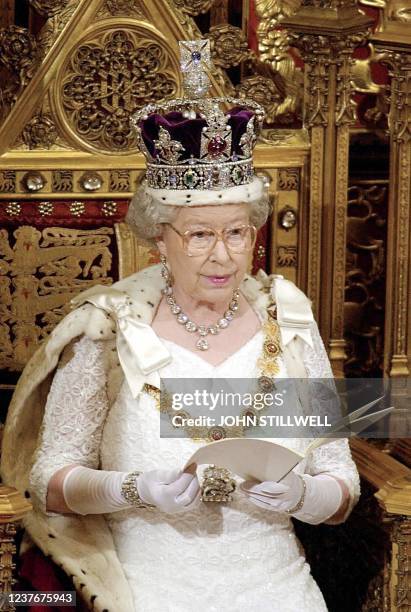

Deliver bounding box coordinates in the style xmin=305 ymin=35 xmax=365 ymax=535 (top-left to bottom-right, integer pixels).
xmin=162 ymin=285 xmax=240 ymax=351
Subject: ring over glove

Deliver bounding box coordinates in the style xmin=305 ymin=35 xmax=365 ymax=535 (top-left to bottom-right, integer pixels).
xmin=61 ymin=464 xmax=201 ymax=516
xmin=240 ymin=470 xmax=343 ymax=525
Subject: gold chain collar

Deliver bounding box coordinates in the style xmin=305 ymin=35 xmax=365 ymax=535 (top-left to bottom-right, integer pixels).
xmin=143 ymin=301 xmax=282 ymax=503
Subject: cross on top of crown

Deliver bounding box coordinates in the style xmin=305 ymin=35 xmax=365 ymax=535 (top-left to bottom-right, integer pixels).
xmin=179 ymin=40 xmax=211 ymax=99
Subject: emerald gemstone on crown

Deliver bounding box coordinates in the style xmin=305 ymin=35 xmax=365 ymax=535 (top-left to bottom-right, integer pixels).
xmin=183 ymin=169 xmax=198 ymax=188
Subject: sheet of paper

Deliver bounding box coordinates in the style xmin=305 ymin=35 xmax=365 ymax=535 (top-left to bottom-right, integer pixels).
xmin=184 ymin=438 xmax=304 ymax=482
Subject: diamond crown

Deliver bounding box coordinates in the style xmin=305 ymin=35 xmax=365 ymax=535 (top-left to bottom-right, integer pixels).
xmin=130 ymin=40 xmax=264 ymax=191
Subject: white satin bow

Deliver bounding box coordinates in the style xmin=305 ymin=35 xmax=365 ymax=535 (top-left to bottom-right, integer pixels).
xmin=71 ymin=286 xmax=171 ymax=397
xmin=255 ymin=271 xmax=314 ymax=348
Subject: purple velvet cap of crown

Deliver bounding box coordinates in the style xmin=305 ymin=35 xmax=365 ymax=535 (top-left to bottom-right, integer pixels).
xmin=140 ymin=107 xmax=255 ymax=162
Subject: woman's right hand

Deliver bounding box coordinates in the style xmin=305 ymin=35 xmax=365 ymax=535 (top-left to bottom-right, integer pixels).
xmin=136 ymin=464 xmax=201 ymax=514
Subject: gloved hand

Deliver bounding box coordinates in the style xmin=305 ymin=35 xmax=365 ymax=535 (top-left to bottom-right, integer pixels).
xmin=240 ymin=470 xmax=304 ymax=513
xmin=137 ymin=464 xmax=201 ymax=514
xmin=241 ymin=471 xmax=343 ymax=525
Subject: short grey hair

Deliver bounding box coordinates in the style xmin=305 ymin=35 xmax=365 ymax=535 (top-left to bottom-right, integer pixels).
xmin=125 ymin=184 xmax=272 ymax=246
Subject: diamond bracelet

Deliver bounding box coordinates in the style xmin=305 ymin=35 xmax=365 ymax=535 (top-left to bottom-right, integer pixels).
xmin=121 ymin=471 xmax=156 ymax=509
xmin=285 ymin=475 xmax=307 ymax=515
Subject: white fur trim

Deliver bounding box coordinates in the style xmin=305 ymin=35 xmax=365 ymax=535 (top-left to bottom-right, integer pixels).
xmin=145 ymin=176 xmax=265 ymax=206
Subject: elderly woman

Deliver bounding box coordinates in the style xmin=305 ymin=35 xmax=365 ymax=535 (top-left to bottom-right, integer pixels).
xmin=2 ymin=43 xmax=359 ymax=612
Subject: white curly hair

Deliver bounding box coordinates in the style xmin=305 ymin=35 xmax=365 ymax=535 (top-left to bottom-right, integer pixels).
xmin=125 ymin=180 xmax=272 ymax=246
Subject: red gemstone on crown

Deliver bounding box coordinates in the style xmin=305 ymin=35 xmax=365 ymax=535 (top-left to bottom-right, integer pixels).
xmin=208 ymin=136 xmax=227 ymax=157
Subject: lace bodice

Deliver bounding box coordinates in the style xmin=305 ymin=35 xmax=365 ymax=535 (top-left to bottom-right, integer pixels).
xmin=30 ymin=321 xmax=360 ymax=516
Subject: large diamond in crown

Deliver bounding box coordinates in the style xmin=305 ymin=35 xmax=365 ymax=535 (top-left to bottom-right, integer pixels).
xmin=130 ymin=41 xmax=264 ymax=191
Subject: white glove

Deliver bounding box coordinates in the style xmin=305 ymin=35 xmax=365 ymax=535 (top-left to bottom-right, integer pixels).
xmin=137 ymin=466 xmax=201 ymax=514
xmin=63 ymin=465 xmax=134 ymax=515
xmin=62 ymin=464 xmax=200 ymax=516
xmin=241 ymin=471 xmax=343 ymax=525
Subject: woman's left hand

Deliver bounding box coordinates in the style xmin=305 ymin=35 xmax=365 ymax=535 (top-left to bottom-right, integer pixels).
xmin=240 ymin=471 xmax=304 ymax=513
xmin=241 ymin=471 xmax=345 ymax=524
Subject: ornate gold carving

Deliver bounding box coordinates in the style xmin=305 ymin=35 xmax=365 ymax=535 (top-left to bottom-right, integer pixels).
xmin=115 ymin=222 xmax=158 ymax=279
xmin=0 ymin=226 xmax=114 ymax=370
xmin=290 ymin=36 xmax=330 ymax=128
xmin=110 ymin=169 xmax=130 ymax=192
xmin=376 ymin=50 xmax=411 ymax=375
xmin=0 ymin=170 xmax=148 ymax=197
xmin=277 ymin=245 xmax=297 ymax=267
xmin=384 ymin=52 xmax=411 ymax=143
xmin=0 ymin=26 xmax=38 ymax=80
xmin=0 ymin=172 xmax=16 ymax=193
xmin=21 ymin=113 xmax=58 ymax=149
xmin=163 ymin=0 xmax=203 ymax=41
xmin=307 ymin=127 xmax=324 ymax=315
xmin=52 ymin=170 xmax=73 ymax=192
xmin=394 ymin=143 xmax=410 ymax=358
xmin=391 ymin=519 xmax=411 ymax=609
xmin=0 ymin=521 xmax=17 ymax=594
xmin=208 ymin=24 xmax=253 ymax=68
xmin=236 ymin=76 xmax=282 ymax=121
xmin=288 ymin=32 xmax=365 ymax=128
xmin=58 ymin=28 xmax=178 ymax=153
xmin=37 ymin=3 xmax=77 ymax=56
xmin=278 ymin=168 xmax=300 ymax=191
xmin=173 ymin=0 xmax=217 ymax=16
xmin=331 ymin=127 xmax=350 ymax=341
xmin=300 ymin=0 xmax=357 ymax=6
xmin=352 ymin=44 xmax=385 ymax=95
xmin=255 ymin=0 xmax=303 ymax=124
xmin=97 ymin=0 xmax=147 ymax=17
xmin=29 ymin=0 xmax=70 ymax=17
xmin=283 ymin=9 xmax=371 ymax=366
xmin=0 ymin=488 xmax=32 ymax=597
xmin=336 ymin=64 xmax=356 ymax=127
xmin=260 ymin=129 xmax=305 ymax=145
xmin=0 ymin=26 xmax=39 ymax=120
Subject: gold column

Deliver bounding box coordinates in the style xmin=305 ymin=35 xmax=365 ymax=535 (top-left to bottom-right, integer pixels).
xmin=373 ymin=27 xmax=411 ymax=377
xmin=282 ymin=2 xmax=373 ymax=376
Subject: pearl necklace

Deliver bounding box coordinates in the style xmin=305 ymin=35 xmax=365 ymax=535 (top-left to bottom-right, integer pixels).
xmin=162 ymin=285 xmax=240 ymax=351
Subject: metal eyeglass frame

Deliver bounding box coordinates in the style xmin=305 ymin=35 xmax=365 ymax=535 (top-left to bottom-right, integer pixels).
xmin=164 ymin=223 xmax=257 ymax=257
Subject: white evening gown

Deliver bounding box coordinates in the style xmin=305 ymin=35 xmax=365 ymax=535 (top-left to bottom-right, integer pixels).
xmin=30 ymin=328 xmax=360 ymax=612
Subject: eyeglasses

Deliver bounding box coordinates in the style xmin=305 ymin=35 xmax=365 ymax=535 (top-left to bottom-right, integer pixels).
xmin=165 ymin=223 xmax=257 ymax=257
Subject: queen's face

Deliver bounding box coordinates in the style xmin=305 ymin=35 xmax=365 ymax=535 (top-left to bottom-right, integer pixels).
xmin=157 ymin=203 xmax=252 ymax=306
